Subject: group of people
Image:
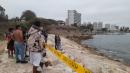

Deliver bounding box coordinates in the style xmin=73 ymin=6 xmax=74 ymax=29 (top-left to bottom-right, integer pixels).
xmin=6 ymin=21 xmax=62 ymax=73
xmin=6 ymin=25 xmax=28 ymax=63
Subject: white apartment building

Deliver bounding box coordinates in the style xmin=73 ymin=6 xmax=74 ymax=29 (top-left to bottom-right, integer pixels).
xmin=98 ymin=22 xmax=103 ymax=30
xmin=93 ymin=22 xmax=98 ymax=30
xmin=0 ymin=6 xmax=5 ymax=16
xmin=111 ymin=25 xmax=117 ymax=31
xmin=105 ymin=24 xmax=111 ymax=30
xmin=0 ymin=5 xmax=8 ymax=20
xmin=66 ymin=10 xmax=81 ymax=26
xmin=105 ymin=24 xmax=119 ymax=31
xmin=93 ymin=22 xmax=103 ymax=30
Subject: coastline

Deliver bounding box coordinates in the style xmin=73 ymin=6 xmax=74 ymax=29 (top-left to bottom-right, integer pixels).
xmin=56 ymin=35 xmax=130 ymax=73
xmin=0 ymin=34 xmax=130 ymax=73
xmin=66 ymin=35 xmax=130 ymax=66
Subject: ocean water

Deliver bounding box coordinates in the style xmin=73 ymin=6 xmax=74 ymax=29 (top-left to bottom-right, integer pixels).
xmin=82 ymin=33 xmax=130 ymax=65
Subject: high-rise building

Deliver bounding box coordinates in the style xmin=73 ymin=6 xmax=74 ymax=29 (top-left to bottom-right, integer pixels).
xmin=0 ymin=5 xmax=5 ymax=16
xmin=105 ymin=24 xmax=111 ymax=30
xmin=111 ymin=25 xmax=117 ymax=31
xmin=97 ymin=22 xmax=103 ymax=30
xmin=93 ymin=22 xmax=98 ymax=30
xmin=93 ymin=22 xmax=103 ymax=30
xmin=66 ymin=10 xmax=81 ymax=26
xmin=0 ymin=5 xmax=8 ymax=21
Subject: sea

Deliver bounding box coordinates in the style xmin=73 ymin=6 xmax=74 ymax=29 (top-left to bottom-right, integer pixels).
xmin=82 ymin=33 xmax=130 ymax=65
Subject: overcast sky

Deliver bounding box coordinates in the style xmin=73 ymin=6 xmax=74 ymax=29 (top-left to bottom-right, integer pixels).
xmin=0 ymin=0 xmax=130 ymax=26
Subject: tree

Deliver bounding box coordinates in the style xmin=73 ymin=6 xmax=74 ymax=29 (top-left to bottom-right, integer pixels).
xmin=19 ymin=23 xmax=28 ymax=32
xmin=120 ymin=27 xmax=123 ymax=32
xmin=21 ymin=10 xmax=36 ymax=21
xmin=86 ymin=24 xmax=93 ymax=32
xmin=101 ymin=28 xmax=108 ymax=32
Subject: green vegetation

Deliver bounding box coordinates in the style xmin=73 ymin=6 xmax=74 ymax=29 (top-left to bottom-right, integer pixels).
xmin=79 ymin=24 xmax=94 ymax=33
xmin=0 ymin=10 xmax=59 ymax=40
xmin=120 ymin=27 xmax=130 ymax=32
xmin=101 ymin=28 xmax=108 ymax=32
xmin=21 ymin=10 xmax=36 ymax=21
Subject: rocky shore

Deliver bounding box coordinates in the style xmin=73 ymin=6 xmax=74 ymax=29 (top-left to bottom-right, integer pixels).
xmin=48 ymin=34 xmax=130 ymax=73
xmin=69 ymin=34 xmax=130 ymax=67
xmin=66 ymin=35 xmax=93 ymax=44
xmin=0 ymin=34 xmax=130 ymax=73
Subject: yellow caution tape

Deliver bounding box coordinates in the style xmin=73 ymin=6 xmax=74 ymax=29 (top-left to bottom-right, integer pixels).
xmin=45 ymin=44 xmax=92 ymax=73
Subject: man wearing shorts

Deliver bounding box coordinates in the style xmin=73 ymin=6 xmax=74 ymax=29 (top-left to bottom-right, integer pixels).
xmin=28 ymin=21 xmax=44 ymax=73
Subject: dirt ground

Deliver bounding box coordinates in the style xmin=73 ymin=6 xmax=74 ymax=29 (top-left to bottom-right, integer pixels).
xmin=0 ymin=35 xmax=130 ymax=73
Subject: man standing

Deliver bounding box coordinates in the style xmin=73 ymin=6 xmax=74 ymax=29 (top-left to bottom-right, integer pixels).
xmin=13 ymin=25 xmax=27 ymax=63
xmin=42 ymin=30 xmax=48 ymax=43
xmin=55 ymin=35 xmax=62 ymax=51
xmin=28 ymin=21 xmax=44 ymax=73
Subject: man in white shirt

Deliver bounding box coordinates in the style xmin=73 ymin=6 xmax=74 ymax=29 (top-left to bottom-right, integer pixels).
xmin=28 ymin=21 xmax=45 ymax=73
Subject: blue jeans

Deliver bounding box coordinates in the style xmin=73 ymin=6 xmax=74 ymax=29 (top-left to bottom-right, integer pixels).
xmin=14 ymin=41 xmax=25 ymax=61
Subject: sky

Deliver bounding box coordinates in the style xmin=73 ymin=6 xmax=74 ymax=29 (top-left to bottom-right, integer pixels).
xmin=0 ymin=0 xmax=130 ymax=27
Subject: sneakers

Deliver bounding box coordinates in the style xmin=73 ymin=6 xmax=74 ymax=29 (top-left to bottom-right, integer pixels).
xmin=16 ymin=60 xmax=21 ymax=63
xmin=16 ymin=60 xmax=28 ymax=64
xmin=21 ymin=61 xmax=28 ymax=64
